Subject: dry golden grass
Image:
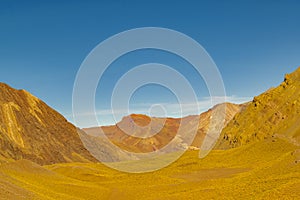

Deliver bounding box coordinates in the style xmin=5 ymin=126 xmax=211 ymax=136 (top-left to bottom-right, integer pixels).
xmin=0 ymin=138 xmax=299 ymax=200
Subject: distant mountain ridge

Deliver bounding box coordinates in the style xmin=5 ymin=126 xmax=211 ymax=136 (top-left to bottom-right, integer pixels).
xmin=84 ymin=103 xmax=245 ymax=153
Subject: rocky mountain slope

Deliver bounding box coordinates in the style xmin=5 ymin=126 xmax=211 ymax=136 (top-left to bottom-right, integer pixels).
xmin=0 ymin=83 xmax=96 ymax=165
xmin=217 ymin=67 xmax=300 ymax=149
xmin=84 ymin=103 xmax=245 ymax=153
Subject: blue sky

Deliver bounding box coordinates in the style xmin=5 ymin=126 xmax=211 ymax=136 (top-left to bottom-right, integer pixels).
xmin=0 ymin=0 xmax=300 ymax=127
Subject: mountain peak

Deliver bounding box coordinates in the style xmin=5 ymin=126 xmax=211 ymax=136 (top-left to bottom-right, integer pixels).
xmin=120 ymin=114 xmax=152 ymax=127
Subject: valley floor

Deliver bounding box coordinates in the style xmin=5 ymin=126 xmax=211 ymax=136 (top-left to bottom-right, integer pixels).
xmin=0 ymin=139 xmax=299 ymax=200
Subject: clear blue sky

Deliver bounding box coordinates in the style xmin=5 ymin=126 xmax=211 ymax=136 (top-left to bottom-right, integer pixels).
xmin=1 ymin=0 xmax=300 ymax=126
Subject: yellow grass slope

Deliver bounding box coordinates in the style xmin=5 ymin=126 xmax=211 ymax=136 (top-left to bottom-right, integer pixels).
xmin=0 ymin=138 xmax=299 ymax=199
xmin=218 ymin=67 xmax=300 ymax=148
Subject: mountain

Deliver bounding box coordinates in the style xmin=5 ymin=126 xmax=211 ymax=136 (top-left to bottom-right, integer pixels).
xmin=217 ymin=67 xmax=300 ymax=149
xmin=83 ymin=103 xmax=245 ymax=153
xmin=0 ymin=83 xmax=96 ymax=165
xmin=0 ymin=69 xmax=300 ymax=200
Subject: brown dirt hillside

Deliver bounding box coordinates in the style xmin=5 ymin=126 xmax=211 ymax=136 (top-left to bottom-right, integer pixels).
xmin=217 ymin=67 xmax=300 ymax=149
xmin=0 ymin=83 xmax=96 ymax=165
xmin=84 ymin=103 xmax=245 ymax=153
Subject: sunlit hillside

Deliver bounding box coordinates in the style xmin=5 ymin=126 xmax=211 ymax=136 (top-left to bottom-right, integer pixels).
xmin=218 ymin=67 xmax=300 ymax=149
xmin=0 ymin=83 xmax=96 ymax=165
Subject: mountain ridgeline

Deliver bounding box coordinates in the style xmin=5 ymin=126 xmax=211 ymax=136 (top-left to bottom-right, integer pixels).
xmin=1 ymin=67 xmax=300 ymax=166
xmin=84 ymin=103 xmax=245 ymax=153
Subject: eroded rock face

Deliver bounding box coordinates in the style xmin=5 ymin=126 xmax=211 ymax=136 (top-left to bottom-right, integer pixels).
xmin=0 ymin=83 xmax=96 ymax=165
xmin=217 ymin=67 xmax=300 ymax=149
